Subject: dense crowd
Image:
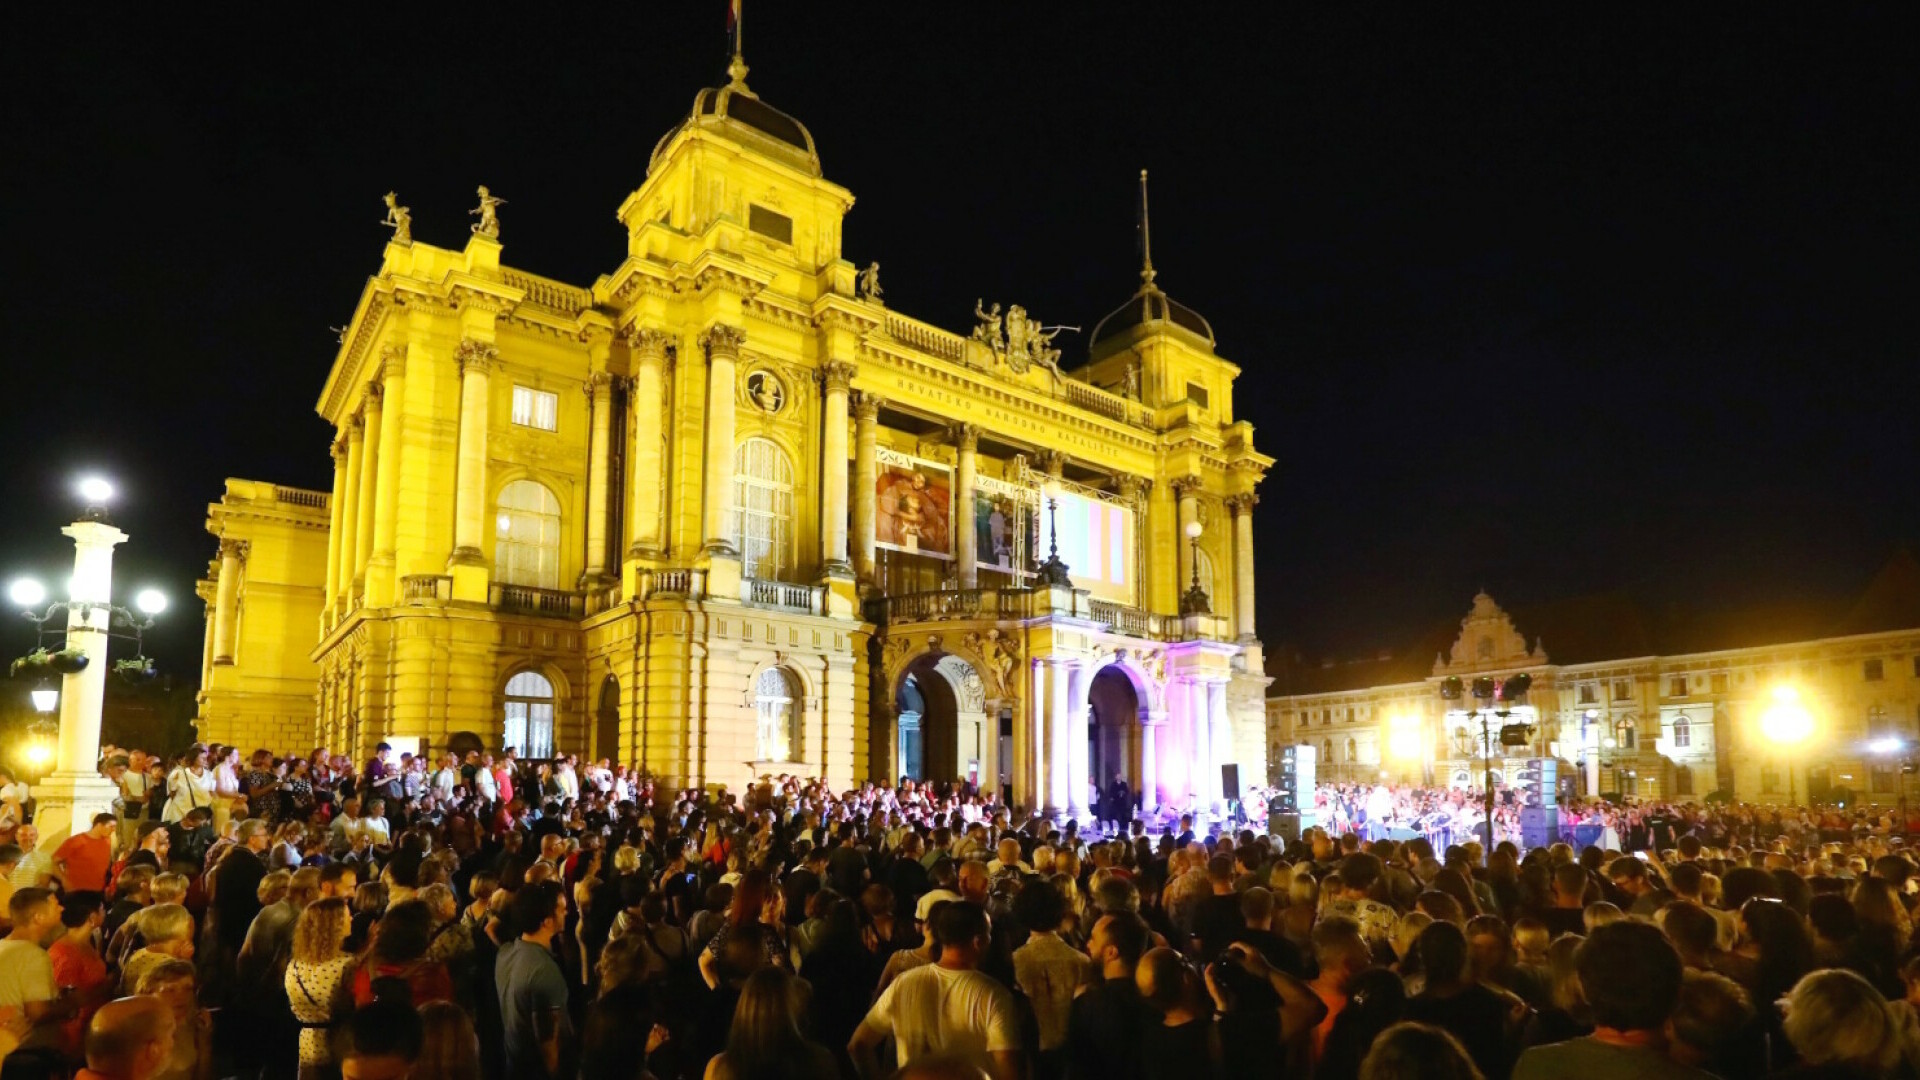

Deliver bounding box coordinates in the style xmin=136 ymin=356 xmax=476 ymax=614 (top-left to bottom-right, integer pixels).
xmin=3 ymin=743 xmax=1920 ymax=1080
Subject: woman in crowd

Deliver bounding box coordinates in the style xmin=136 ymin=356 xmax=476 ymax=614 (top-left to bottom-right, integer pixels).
xmin=287 ymin=897 xmax=356 ymax=1080
xmin=704 ymin=966 xmax=837 ymax=1080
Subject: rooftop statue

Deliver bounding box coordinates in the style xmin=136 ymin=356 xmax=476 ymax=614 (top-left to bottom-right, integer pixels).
xmin=858 ymin=261 xmax=883 ymax=303
xmin=381 ymin=192 xmax=412 ymax=245
xmin=470 ymin=185 xmax=505 ymax=238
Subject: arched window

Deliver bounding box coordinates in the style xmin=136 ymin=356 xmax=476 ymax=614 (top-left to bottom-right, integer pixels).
xmin=504 ymin=671 xmax=555 ymax=760
xmin=1616 ymin=718 xmax=1637 ymax=749
xmin=496 ymin=480 xmax=561 ymax=589
xmin=733 ymin=437 xmax=795 ymax=581
xmin=1345 ymin=737 xmax=1358 ymax=763
xmin=1671 ymin=715 xmax=1691 ymax=748
xmin=755 ymin=667 xmax=801 ymax=763
xmin=1321 ymin=738 xmax=1333 ymax=764
xmin=1195 ymin=547 xmax=1217 ymax=606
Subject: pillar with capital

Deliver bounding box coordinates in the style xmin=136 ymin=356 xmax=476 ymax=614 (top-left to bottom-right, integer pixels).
xmin=1208 ymin=679 xmax=1233 ymax=814
xmin=1228 ymin=494 xmax=1258 ymax=642
xmin=1173 ymin=477 xmax=1201 ymax=602
xmin=352 ymin=391 xmax=381 ymax=595
xmin=953 ymin=424 xmax=979 ymax=589
xmin=625 ymin=327 xmax=670 ymax=561
xmin=448 ymin=338 xmax=496 ymax=600
xmin=1066 ymin=661 xmax=1091 ymax=821
xmin=367 ymin=345 xmax=408 ymax=606
xmin=1140 ymin=719 xmax=1162 ymax=815
xmin=212 ymin=539 xmax=247 ymax=664
xmin=819 ymin=362 xmax=856 ymax=576
xmin=323 ymin=438 xmax=347 ymax=608
xmin=700 ymin=325 xmax=744 ymax=559
xmin=583 ymin=371 xmax=616 ymax=585
xmin=851 ymin=392 xmax=882 ymax=583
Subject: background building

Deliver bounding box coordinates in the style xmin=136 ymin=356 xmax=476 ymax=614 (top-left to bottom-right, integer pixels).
xmin=1266 ymin=553 xmax=1920 ymax=805
xmin=194 ymin=56 xmax=1273 ymax=811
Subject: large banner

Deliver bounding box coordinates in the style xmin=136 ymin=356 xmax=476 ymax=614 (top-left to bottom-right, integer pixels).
xmin=1050 ymin=489 xmax=1136 ymax=605
xmin=876 ymin=448 xmax=953 ymax=558
xmin=974 ymin=474 xmax=1037 ymax=574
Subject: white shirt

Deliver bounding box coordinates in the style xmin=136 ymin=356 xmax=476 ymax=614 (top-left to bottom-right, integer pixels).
xmin=556 ymin=766 xmax=580 ymax=800
xmin=432 ymin=768 xmax=459 ymax=799
xmin=163 ymin=766 xmax=213 ymax=823
xmin=862 ymin=963 xmax=1019 ymax=1068
xmin=0 ymin=782 xmax=30 ymax=807
xmin=0 ymin=940 xmax=57 ymax=1009
xmin=474 ymin=768 xmax=498 ymax=801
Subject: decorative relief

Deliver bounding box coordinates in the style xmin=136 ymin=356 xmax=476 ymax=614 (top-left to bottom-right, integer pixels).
xmin=620 ymin=325 xmax=672 ymax=357
xmin=963 ymin=629 xmax=1021 ymax=694
xmin=821 ymin=361 xmax=858 ymax=394
xmin=379 ymin=342 xmax=409 ymax=380
xmin=971 ymin=300 xmax=1067 ymax=381
xmin=882 ymin=635 xmax=910 ymax=672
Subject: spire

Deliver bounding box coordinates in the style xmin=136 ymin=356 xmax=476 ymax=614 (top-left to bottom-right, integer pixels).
xmin=1137 ymin=169 xmax=1158 ymax=292
xmin=726 ymin=0 xmax=749 ymax=88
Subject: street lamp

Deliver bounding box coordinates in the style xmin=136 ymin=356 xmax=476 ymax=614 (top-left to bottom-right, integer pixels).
xmin=4 ymin=475 xmax=164 ymax=845
xmin=1179 ymin=520 xmax=1210 ymax=615
xmin=1441 ymin=672 xmax=1533 ymax=849
xmin=1760 ymin=684 xmax=1814 ymax=805
xmin=1387 ymin=715 xmax=1426 ymax=784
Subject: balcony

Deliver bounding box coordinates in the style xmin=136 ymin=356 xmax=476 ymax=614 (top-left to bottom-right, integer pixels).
xmin=490 ymin=583 xmax=584 ymax=618
xmin=401 ymin=574 xmax=452 ymax=603
xmin=875 ymin=586 xmax=1227 ymax=643
xmin=742 ymin=578 xmax=825 ymax=616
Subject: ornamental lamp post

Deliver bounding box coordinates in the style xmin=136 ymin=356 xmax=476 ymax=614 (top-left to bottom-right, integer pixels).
xmin=6 ymin=477 xmax=166 ymax=851
xmin=1440 ymin=671 xmax=1533 ymax=852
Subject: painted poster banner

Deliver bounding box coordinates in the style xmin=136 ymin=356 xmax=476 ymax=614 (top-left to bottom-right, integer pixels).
xmin=973 ymin=473 xmax=1038 ymax=573
xmin=875 ymin=448 xmax=953 ymax=558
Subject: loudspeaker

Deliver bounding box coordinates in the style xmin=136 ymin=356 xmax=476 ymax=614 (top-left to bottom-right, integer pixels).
xmin=1269 ymin=811 xmax=1302 ymax=844
xmin=1516 ymin=758 xmax=1559 ymax=809
xmin=1273 ymin=747 xmax=1299 ymax=813
xmin=1221 ymin=764 xmax=1241 ymax=800
xmin=1520 ymin=805 xmax=1561 ymax=850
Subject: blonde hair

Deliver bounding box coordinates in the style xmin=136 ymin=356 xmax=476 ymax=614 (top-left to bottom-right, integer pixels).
xmin=135 ymin=957 xmax=196 ymax=996
xmin=138 ymin=903 xmax=194 ymax=945
xmin=257 ymin=869 xmax=292 ymax=905
xmin=292 ymin=897 xmax=351 ymax=965
xmin=1583 ymin=902 xmax=1625 ymax=931
xmin=151 ymin=873 xmax=189 ymax=905
xmin=1392 ymin=911 xmax=1433 ymax=963
xmin=1782 ymin=969 xmax=1901 ymax=1073
xmin=1512 ymin=918 xmax=1549 ymax=964
xmin=1546 ymin=934 xmax=1585 ymax=1012
xmin=288 ymin=867 xmax=323 ymax=909
xmin=612 ymin=845 xmax=641 ymax=875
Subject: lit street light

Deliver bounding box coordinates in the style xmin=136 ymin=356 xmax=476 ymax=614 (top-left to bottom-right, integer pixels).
xmin=1761 ymin=685 xmax=1814 ymax=805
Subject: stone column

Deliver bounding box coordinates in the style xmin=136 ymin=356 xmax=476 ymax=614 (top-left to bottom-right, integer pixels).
xmin=954 ymin=423 xmax=979 ymax=588
xmin=700 ymin=325 xmax=744 ymax=556
xmin=1140 ymin=720 xmax=1161 ymax=814
xmin=1048 ymin=660 xmax=1072 ymax=817
xmin=583 ymin=372 xmax=614 ymax=582
xmin=1188 ymin=677 xmax=1214 ymax=811
xmin=1209 ymin=679 xmax=1233 ymax=812
xmin=1173 ymin=477 xmax=1201 ymax=596
xmin=447 ymin=340 xmax=495 ymax=594
xmin=819 ymin=362 xmax=855 ymax=574
xmin=212 ymin=539 xmax=247 ymax=665
xmin=852 ymin=393 xmax=882 ymax=582
xmin=368 ymin=346 xmax=408 ymax=605
xmin=353 ymin=393 xmax=380 ymax=592
xmin=1066 ymin=662 xmax=1091 ymax=820
xmin=625 ymin=328 xmax=669 ymax=559
xmin=33 ymin=518 xmax=128 ymax=852
xmin=324 ymin=438 xmax=348 ymax=606
xmin=1229 ymin=494 xmax=1258 ymax=642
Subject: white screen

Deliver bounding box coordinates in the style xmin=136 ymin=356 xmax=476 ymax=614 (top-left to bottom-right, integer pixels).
xmin=1050 ymin=491 xmax=1134 ymax=604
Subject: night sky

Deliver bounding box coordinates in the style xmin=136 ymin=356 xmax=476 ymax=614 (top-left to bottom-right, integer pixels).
xmin=2 ymin=6 xmax=1914 ymax=682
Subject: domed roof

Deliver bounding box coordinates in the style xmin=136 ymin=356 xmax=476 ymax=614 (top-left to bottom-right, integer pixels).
xmin=1089 ymin=283 xmax=1215 ymax=350
xmin=648 ymin=62 xmax=820 ymax=178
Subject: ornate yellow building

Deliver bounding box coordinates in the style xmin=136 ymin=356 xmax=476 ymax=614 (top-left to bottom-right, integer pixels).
xmin=1266 ymin=558 xmax=1920 ymax=806
xmin=195 ymin=54 xmax=1273 ymax=814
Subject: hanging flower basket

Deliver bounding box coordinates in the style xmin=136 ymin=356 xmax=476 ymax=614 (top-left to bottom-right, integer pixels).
xmin=9 ymin=649 xmax=53 ymax=678
xmin=47 ymin=648 xmax=90 ymax=675
xmin=114 ymin=657 xmax=158 ymax=683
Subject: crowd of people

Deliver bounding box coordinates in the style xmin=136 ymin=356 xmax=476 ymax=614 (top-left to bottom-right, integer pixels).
xmin=2 ymin=741 xmax=1920 ymax=1080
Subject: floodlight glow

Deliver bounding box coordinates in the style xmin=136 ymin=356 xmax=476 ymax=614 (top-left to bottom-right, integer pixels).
xmin=23 ymin=742 xmax=52 ymax=768
xmin=1870 ymin=737 xmax=1903 ymax=755
xmin=8 ymin=578 xmax=46 ymax=608
xmin=30 ymin=688 xmax=57 ymax=713
xmin=77 ymin=477 xmax=114 ymax=504
xmin=1761 ymin=685 xmax=1814 ymax=746
xmin=134 ymin=589 xmax=168 ymax=615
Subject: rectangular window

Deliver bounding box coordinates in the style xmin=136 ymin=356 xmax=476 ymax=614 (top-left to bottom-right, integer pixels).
xmin=1871 ymin=765 xmax=1898 ymax=793
xmin=1865 ymin=658 xmax=1885 ymax=681
xmin=511 ymin=385 xmax=558 ymax=431
xmin=1711 ymin=673 xmax=1729 ymax=694
xmin=1613 ymin=680 xmax=1631 ymax=701
xmin=1186 ymin=382 xmax=1210 ymax=408
xmin=1913 ymin=656 xmax=1920 ymax=678
xmin=748 ymin=204 xmax=793 ymax=244
xmin=1578 ymin=685 xmax=1597 ymax=705
xmin=1669 ymin=676 xmax=1688 ymax=697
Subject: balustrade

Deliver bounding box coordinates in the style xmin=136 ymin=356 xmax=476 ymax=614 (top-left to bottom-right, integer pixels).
xmin=489 ymin=583 xmax=584 ymax=617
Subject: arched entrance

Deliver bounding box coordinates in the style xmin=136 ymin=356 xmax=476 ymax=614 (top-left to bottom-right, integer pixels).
xmin=1087 ymin=665 xmax=1143 ymax=816
xmin=895 ymin=652 xmax=990 ymax=788
xmin=594 ymin=677 xmax=620 ymax=764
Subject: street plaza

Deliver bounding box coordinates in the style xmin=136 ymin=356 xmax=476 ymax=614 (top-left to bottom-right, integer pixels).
xmin=190 ymin=50 xmax=1273 ymax=820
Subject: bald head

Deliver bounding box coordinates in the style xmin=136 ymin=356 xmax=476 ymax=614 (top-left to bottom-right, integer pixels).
xmin=86 ymin=996 xmax=176 ymax=1080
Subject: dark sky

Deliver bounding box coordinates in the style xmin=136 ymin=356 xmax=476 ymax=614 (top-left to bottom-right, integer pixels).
xmin=2 ymin=6 xmax=1914 ymax=682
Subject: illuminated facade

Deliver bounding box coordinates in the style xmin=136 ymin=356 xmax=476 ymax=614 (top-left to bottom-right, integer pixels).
xmin=1267 ymin=564 xmax=1920 ymax=805
xmin=195 ymin=54 xmax=1273 ymax=812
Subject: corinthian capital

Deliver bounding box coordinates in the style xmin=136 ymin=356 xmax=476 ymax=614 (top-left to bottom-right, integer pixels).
xmin=821 ymin=360 xmax=858 ymax=394
xmin=379 ymin=342 xmax=409 ymax=380
xmin=700 ymin=324 xmax=747 ymax=358
xmin=454 ymin=338 xmax=499 ymax=375
xmin=951 ymin=422 xmax=979 ymax=451
xmin=621 ymin=325 xmax=671 ymax=358
xmin=1226 ymin=493 xmax=1260 ymax=515
xmin=1170 ymin=475 xmax=1204 ymax=500
xmin=853 ymin=391 xmax=885 ymax=421
xmin=218 ymin=538 xmax=251 ymax=561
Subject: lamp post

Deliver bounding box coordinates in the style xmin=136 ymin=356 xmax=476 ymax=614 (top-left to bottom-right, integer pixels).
xmin=1440 ymin=672 xmax=1532 ymax=850
xmin=1179 ymin=520 xmax=1209 ymax=615
xmin=6 ymin=477 xmax=166 ymax=851
xmin=1760 ymin=685 xmax=1813 ymax=807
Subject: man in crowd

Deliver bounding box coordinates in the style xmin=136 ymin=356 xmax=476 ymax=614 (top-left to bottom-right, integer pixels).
xmin=851 ymin=901 xmax=1020 ymax=1080
xmin=77 ymin=995 xmax=176 ymax=1080
xmin=53 ymin=813 xmax=119 ymax=893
